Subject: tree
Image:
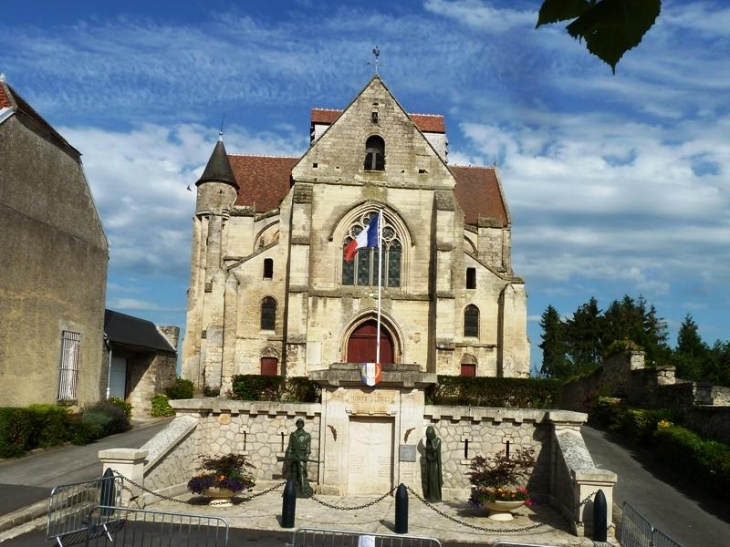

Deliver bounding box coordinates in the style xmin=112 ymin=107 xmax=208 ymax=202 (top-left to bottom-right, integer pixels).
xmin=565 ymin=297 xmax=603 ymax=370
xmin=674 ymin=314 xmax=708 ymax=381
xmin=537 ymin=0 xmax=662 ymax=73
xmin=539 ymin=305 xmax=572 ymax=378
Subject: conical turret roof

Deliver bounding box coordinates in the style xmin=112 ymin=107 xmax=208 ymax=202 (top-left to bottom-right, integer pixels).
xmin=195 ymin=134 xmax=238 ymax=188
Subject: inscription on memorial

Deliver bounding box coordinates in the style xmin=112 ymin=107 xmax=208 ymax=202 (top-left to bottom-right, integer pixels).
xmin=399 ymin=444 xmax=417 ymax=462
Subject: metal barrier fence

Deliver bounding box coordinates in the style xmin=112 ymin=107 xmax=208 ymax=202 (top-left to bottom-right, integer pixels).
xmin=620 ymin=502 xmax=683 ymax=547
xmin=46 ymin=472 xmax=124 ymax=546
xmin=81 ymin=505 xmax=229 ymax=547
xmin=286 ymin=527 xmax=442 ymax=547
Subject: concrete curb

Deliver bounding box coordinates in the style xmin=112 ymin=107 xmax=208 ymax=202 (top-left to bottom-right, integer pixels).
xmin=0 ymin=498 xmax=47 ymax=534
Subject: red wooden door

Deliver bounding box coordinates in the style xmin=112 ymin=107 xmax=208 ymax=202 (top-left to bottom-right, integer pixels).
xmin=260 ymin=357 xmax=278 ymax=376
xmin=347 ymin=320 xmax=394 ymax=364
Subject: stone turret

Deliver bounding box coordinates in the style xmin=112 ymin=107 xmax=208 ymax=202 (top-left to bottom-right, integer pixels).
xmin=195 ymin=133 xmax=238 ymax=216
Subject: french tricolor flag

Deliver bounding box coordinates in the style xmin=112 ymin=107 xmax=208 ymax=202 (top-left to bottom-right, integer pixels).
xmin=343 ymin=213 xmax=379 ymax=262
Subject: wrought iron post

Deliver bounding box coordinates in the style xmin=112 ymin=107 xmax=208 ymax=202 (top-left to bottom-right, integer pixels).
xmin=100 ymin=468 xmax=116 ymax=517
xmin=394 ymin=483 xmax=408 ymax=534
xmin=281 ymin=478 xmax=297 ymax=528
xmin=593 ymin=489 xmax=608 ymax=542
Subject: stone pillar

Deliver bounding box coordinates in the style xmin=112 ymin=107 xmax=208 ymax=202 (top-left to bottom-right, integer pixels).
xmin=98 ymin=448 xmax=148 ymax=505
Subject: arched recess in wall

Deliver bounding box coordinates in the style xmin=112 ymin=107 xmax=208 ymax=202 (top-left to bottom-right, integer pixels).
xmin=460 ymin=353 xmax=477 ymax=377
xmin=331 ymin=203 xmax=413 ymax=290
xmin=341 ymin=312 xmax=402 ymax=365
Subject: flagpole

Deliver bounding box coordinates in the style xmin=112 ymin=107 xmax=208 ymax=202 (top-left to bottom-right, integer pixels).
xmin=376 ymin=209 xmax=383 ymax=365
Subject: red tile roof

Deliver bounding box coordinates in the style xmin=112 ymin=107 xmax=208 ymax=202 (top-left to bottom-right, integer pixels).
xmin=228 ymin=155 xmax=298 ymax=212
xmin=311 ymin=109 xmax=445 ymax=133
xmin=228 ymin=154 xmax=507 ymax=227
xmin=0 ymin=84 xmax=11 ymax=108
xmin=451 ymin=166 xmax=508 ymax=227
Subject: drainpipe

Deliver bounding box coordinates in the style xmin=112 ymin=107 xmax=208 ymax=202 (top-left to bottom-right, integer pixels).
xmin=104 ymin=333 xmax=112 ymax=399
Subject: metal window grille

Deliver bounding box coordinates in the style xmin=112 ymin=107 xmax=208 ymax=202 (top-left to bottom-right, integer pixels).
xmin=58 ymin=331 xmax=80 ymax=401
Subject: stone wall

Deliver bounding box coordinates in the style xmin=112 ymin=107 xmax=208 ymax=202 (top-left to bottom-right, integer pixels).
xmin=423 ymin=406 xmax=551 ymax=500
xmin=105 ymin=399 xmax=615 ymax=537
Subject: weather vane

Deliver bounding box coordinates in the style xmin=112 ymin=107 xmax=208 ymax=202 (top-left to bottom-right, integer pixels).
xmin=368 ymin=46 xmax=380 ymax=75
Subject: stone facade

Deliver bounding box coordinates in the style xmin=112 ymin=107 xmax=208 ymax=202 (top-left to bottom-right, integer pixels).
xmin=0 ymin=78 xmax=108 ymax=407
xmin=182 ymin=76 xmax=529 ymax=393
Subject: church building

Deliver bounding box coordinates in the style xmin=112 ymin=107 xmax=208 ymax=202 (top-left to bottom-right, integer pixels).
xmin=182 ymin=76 xmax=529 ymax=392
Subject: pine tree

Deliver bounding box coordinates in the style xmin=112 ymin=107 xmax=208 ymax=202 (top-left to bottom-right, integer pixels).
xmin=538 ymin=305 xmax=571 ymax=378
xmin=565 ymin=297 xmax=603 ymax=371
xmin=674 ymin=314 xmax=708 ymax=381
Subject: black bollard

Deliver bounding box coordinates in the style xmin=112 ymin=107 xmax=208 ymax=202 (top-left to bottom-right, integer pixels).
xmin=281 ymin=478 xmax=297 ymax=528
xmin=394 ymin=483 xmax=408 ymax=534
xmin=592 ymin=489 xmax=608 ymax=542
xmin=99 ymin=468 xmax=116 ymax=517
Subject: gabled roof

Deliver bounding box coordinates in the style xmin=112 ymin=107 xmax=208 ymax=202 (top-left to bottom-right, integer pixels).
xmin=0 ymin=80 xmax=80 ymax=159
xmin=311 ymin=108 xmax=445 ymax=134
xmin=451 ymin=166 xmax=509 ymax=227
xmin=228 ymin=155 xmax=298 ymax=212
xmin=104 ymin=309 xmax=175 ymax=352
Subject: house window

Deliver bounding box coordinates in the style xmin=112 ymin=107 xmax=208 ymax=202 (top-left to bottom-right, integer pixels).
xmin=466 ymin=268 xmax=476 ymax=289
xmin=58 ymin=331 xmax=80 ymax=401
xmin=263 ymin=258 xmax=274 ymax=279
xmin=261 ymin=297 xmax=276 ymax=330
xmin=464 ymin=305 xmax=479 ymax=338
xmin=342 ymin=211 xmax=401 ymax=288
xmin=260 ymin=357 xmax=278 ymax=376
xmin=364 ymin=136 xmax=385 ymax=171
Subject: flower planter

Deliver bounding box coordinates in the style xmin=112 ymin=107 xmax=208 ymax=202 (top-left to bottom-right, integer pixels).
xmin=483 ymin=499 xmax=525 ymax=521
xmin=203 ymin=487 xmax=239 ymax=507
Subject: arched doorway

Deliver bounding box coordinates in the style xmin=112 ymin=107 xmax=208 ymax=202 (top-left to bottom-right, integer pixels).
xmin=346 ymin=320 xmax=394 ymax=364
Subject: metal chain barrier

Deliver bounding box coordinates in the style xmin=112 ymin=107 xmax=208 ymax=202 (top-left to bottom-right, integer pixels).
xmin=311 ymin=487 xmax=397 ymax=510
xmin=406 ymin=485 xmax=546 ymax=533
xmin=113 ymin=472 xmax=285 ymax=505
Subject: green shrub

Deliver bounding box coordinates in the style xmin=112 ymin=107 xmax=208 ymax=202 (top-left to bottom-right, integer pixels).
xmin=228 ymin=375 xmax=321 ymax=402
xmin=165 ymin=378 xmax=195 ymax=399
xmin=203 ymin=385 xmax=220 ymax=397
xmin=0 ymin=408 xmax=34 ymax=458
xmin=230 ymin=375 xmax=282 ymax=401
xmin=26 ymin=404 xmax=71 ymax=449
xmin=106 ymin=397 xmax=133 ymax=420
xmin=151 ymin=394 xmax=175 ymax=417
xmin=69 ymin=414 xmax=104 ymax=445
xmin=426 ymin=376 xmax=561 ymax=408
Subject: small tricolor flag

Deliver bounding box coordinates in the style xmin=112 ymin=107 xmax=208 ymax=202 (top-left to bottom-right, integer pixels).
xmin=360 ymin=362 xmax=382 ymax=387
xmin=344 ymin=213 xmax=379 ymax=262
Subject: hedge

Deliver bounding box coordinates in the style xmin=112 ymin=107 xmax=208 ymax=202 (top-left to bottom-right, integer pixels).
xmin=229 ymin=375 xmax=321 ymax=403
xmin=426 ymin=376 xmax=561 ymax=408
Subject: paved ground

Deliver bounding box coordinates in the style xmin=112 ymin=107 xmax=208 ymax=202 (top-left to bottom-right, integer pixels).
xmin=582 ymin=424 xmax=730 ymax=547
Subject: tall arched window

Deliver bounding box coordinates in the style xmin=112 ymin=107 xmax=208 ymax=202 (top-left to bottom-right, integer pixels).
xmin=364 ymin=136 xmax=385 ymax=171
xmin=261 ymin=297 xmax=276 ymax=330
xmin=464 ymin=304 xmax=479 ymax=338
xmin=342 ymin=211 xmax=401 ymax=288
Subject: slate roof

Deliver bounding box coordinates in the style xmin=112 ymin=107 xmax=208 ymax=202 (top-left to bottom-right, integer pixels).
xmin=104 ymin=309 xmax=175 ymax=352
xmin=311 ymin=108 xmax=446 ymax=134
xmin=196 ymin=137 xmax=238 ymax=189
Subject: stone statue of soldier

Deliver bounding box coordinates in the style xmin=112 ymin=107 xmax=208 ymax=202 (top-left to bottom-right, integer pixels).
xmin=424 ymin=425 xmax=442 ymax=502
xmin=285 ymin=418 xmax=313 ymax=498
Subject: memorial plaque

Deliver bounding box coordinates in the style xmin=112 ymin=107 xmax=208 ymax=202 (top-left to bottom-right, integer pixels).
xmin=399 ymin=444 xmax=417 ymax=462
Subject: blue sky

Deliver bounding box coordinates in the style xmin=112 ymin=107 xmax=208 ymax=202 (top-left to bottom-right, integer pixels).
xmin=2 ymin=0 xmax=729 ymax=373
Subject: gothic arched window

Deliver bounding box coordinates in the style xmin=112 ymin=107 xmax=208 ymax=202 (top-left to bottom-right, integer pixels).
xmin=261 ymin=297 xmax=277 ymax=330
xmin=464 ymin=304 xmax=479 ymax=338
xmin=364 ymin=136 xmax=385 ymax=171
xmin=342 ymin=211 xmax=401 ymax=288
